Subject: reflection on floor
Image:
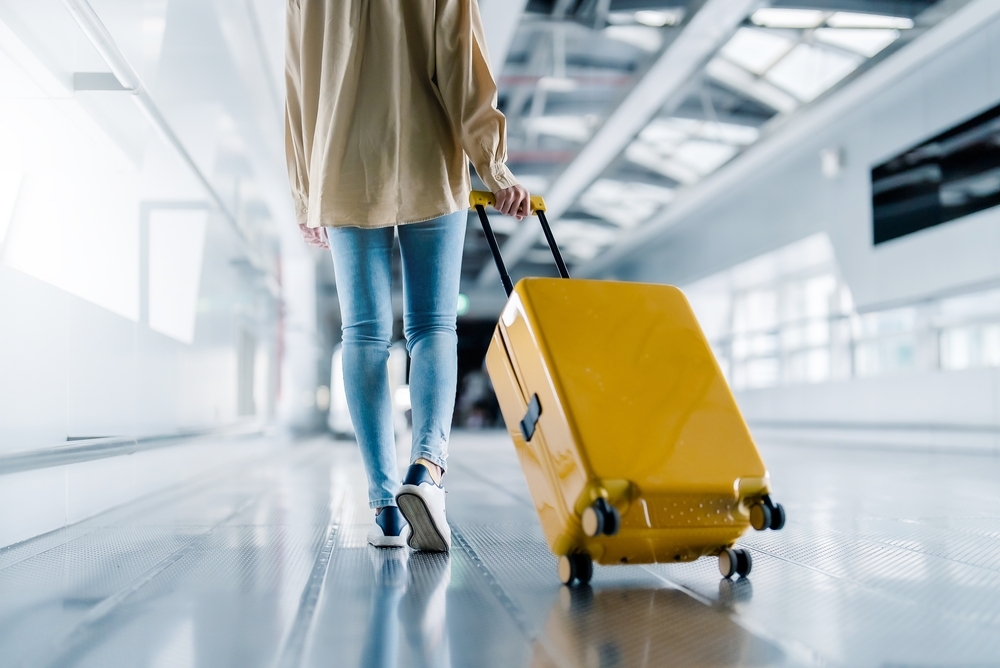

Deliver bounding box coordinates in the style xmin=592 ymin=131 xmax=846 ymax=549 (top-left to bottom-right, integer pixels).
xmin=2 ymin=431 xmax=1000 ymax=667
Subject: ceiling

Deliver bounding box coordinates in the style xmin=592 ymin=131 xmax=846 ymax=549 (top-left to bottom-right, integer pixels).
xmin=458 ymin=0 xmax=959 ymax=303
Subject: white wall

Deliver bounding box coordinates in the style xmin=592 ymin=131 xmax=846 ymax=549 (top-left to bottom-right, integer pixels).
xmin=0 ymin=0 xmax=323 ymax=548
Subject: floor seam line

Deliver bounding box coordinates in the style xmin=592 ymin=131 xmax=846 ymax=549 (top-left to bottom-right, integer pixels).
xmin=451 ymin=525 xmax=575 ymax=668
xmin=274 ymin=487 xmax=347 ymax=668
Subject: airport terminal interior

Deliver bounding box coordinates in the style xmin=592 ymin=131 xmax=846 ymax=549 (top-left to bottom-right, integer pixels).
xmin=2 ymin=0 xmax=1000 ymax=666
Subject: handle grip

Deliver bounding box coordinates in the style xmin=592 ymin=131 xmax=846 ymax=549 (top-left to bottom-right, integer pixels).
xmin=469 ymin=190 xmax=569 ymax=298
xmin=469 ymin=190 xmax=547 ymax=214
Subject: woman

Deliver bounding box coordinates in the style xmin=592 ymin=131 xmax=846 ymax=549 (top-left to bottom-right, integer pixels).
xmin=285 ymin=0 xmax=529 ymax=552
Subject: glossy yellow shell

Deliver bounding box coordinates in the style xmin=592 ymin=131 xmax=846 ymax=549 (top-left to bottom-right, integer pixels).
xmin=486 ymin=278 xmax=770 ymax=565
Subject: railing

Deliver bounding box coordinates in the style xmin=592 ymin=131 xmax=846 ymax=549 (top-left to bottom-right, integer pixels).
xmin=708 ymin=302 xmax=1000 ymax=391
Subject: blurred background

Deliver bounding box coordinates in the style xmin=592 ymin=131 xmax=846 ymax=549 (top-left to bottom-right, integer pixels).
xmin=2 ymin=0 xmax=1000 ymax=545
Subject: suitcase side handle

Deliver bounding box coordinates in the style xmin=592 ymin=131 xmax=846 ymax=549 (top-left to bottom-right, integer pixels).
xmin=469 ymin=190 xmax=570 ymax=297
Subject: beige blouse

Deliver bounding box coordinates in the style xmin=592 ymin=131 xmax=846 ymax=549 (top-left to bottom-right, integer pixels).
xmin=284 ymin=0 xmax=518 ymax=229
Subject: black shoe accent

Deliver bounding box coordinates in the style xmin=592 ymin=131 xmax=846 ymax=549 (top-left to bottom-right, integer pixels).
xmin=376 ymin=506 xmax=407 ymax=537
xmin=403 ymin=463 xmax=438 ymax=487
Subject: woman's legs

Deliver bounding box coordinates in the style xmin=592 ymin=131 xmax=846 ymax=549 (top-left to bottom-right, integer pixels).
xmin=397 ymin=211 xmax=467 ymax=473
xmin=328 ymin=225 xmax=399 ymax=509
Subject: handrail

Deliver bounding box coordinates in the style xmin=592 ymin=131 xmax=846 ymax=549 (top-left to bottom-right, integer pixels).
xmin=0 ymin=423 xmax=266 ymax=476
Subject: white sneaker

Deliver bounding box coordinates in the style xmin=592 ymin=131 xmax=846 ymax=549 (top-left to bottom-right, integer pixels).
xmin=396 ymin=464 xmax=451 ymax=552
xmin=368 ymin=506 xmax=410 ymax=548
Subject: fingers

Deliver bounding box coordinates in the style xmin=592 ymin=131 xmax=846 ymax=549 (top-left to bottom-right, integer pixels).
xmin=299 ymin=224 xmax=330 ymax=250
xmin=493 ymin=185 xmax=532 ymax=220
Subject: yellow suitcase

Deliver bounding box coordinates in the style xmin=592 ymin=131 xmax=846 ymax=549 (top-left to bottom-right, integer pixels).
xmin=470 ymin=191 xmax=786 ymax=585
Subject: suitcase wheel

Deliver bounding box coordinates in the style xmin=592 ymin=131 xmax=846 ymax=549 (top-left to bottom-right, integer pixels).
xmin=558 ymin=553 xmax=594 ymax=586
xmin=750 ymin=495 xmax=787 ymax=532
xmin=770 ymin=503 xmax=787 ymax=531
xmin=750 ymin=503 xmax=772 ymax=531
xmin=719 ymin=547 xmax=752 ymax=579
xmin=581 ymin=498 xmax=620 ymax=537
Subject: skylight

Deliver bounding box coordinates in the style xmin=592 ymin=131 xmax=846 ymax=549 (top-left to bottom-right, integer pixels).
xmin=550 ymin=220 xmax=619 ymax=261
xmin=750 ymin=8 xmax=828 ymax=29
xmin=813 ymin=28 xmax=900 ymax=58
xmin=625 ymin=117 xmax=760 ymax=184
xmin=635 ymin=10 xmax=682 ymax=27
xmin=764 ymin=43 xmax=863 ymax=102
xmin=603 ymin=26 xmax=663 ymax=53
xmin=579 ymin=179 xmax=674 ymax=228
xmin=826 ymin=12 xmax=914 ymax=30
xmin=523 ymin=115 xmax=599 ymax=143
xmin=720 ymin=28 xmax=796 ymax=75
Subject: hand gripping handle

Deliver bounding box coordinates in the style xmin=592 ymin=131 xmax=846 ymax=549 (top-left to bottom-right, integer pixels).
xmin=469 ymin=190 xmax=570 ymax=297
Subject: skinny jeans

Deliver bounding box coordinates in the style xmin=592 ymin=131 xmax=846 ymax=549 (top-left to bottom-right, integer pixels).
xmin=328 ymin=211 xmax=466 ymax=508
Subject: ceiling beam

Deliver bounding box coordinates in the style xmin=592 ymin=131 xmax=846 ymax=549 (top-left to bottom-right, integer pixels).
xmin=477 ymin=0 xmax=758 ymax=286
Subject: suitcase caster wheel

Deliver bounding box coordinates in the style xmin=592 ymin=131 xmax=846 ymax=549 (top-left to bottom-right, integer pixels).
xmin=770 ymin=503 xmax=786 ymax=531
xmin=751 ymin=495 xmax=787 ymax=531
xmin=750 ymin=503 xmax=772 ymax=531
xmin=558 ymin=553 xmax=593 ymax=586
xmin=582 ymin=498 xmax=620 ymax=537
xmin=719 ymin=548 xmax=752 ymax=579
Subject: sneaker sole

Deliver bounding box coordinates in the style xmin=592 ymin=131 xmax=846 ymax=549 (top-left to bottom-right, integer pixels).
xmin=397 ymin=492 xmax=449 ymax=553
xmin=368 ymin=535 xmax=407 ymax=548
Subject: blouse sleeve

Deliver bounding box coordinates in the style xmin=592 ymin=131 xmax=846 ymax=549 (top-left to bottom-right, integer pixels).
xmin=434 ymin=0 xmax=518 ymax=193
xmin=284 ymin=0 xmax=310 ymax=227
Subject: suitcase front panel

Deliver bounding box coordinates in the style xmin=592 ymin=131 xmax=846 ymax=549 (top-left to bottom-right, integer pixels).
xmin=517 ymin=278 xmax=768 ymax=495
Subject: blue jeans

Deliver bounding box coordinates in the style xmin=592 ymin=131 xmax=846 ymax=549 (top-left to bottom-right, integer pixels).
xmin=328 ymin=211 xmax=466 ymax=508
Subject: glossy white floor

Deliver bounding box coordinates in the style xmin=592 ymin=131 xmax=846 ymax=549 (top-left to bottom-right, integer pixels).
xmin=2 ymin=430 xmax=1000 ymax=667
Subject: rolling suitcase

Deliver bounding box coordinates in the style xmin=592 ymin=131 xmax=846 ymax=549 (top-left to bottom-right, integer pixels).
xmin=470 ymin=190 xmax=786 ymax=585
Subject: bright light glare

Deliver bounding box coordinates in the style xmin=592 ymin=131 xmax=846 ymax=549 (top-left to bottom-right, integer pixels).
xmin=674 ymin=140 xmax=739 ymax=174
xmin=626 ymin=143 xmax=701 ymax=184
xmin=148 ymin=210 xmax=207 ymax=344
xmin=0 ymin=166 xmax=22 ymax=249
xmin=579 ymin=179 xmax=674 ymax=228
xmin=765 ymin=43 xmax=862 ymax=102
xmin=627 ymin=117 xmax=758 ymax=183
xmin=638 ymin=117 xmax=759 ymax=149
xmin=634 ymin=10 xmax=680 ymax=27
xmin=550 ymin=221 xmax=618 ymax=261
xmin=523 ymin=115 xmax=598 ymax=143
xmin=603 ymin=26 xmax=663 ymax=53
xmin=0 ymin=100 xmax=140 ymax=321
xmin=393 ymin=386 xmax=411 ymax=411
xmin=720 ymin=28 xmax=796 ymax=75
xmin=826 ymin=12 xmax=914 ymax=29
xmin=751 ymin=8 xmax=828 ymax=29
xmin=814 ymin=28 xmax=899 ymax=58
xmin=457 ymin=293 xmax=470 ymax=316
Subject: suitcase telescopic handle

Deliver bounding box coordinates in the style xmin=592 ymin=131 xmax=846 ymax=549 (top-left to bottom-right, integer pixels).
xmin=469 ymin=190 xmax=570 ymax=297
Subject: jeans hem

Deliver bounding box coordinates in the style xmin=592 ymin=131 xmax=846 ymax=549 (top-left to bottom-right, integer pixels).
xmin=370 ymin=498 xmax=397 ymax=510
xmin=411 ymin=451 xmax=448 ymax=473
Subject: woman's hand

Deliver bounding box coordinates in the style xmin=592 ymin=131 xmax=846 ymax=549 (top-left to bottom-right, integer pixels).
xmin=494 ymin=184 xmax=532 ymax=221
xmin=299 ymin=223 xmax=330 ymax=250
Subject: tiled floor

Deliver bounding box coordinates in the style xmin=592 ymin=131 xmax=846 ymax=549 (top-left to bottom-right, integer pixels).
xmin=2 ymin=431 xmax=1000 ymax=667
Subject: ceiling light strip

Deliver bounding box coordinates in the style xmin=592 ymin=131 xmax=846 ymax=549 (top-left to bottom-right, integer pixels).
xmin=477 ymin=0 xmax=758 ymax=285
